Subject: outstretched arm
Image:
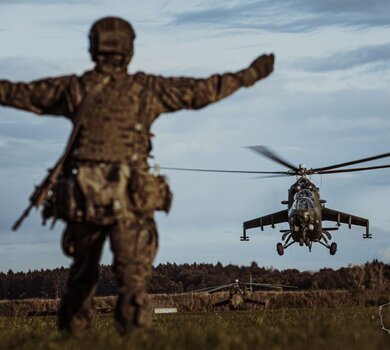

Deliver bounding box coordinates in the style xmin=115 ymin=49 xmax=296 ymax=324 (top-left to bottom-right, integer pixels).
xmin=155 ymin=54 xmax=274 ymax=113
xmin=0 ymin=75 xmax=80 ymax=117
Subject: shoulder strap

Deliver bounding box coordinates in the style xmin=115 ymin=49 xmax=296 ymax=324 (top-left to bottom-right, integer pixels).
xmin=11 ymin=75 xmax=111 ymax=231
xmin=61 ymin=75 xmax=111 ymax=164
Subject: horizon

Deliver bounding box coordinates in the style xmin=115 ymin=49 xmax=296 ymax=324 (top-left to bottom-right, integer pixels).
xmin=1 ymin=258 xmax=386 ymax=275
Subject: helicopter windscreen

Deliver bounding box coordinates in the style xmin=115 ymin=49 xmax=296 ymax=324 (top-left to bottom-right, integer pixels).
xmin=293 ymin=190 xmax=315 ymax=210
xmin=296 ymin=189 xmax=313 ymax=199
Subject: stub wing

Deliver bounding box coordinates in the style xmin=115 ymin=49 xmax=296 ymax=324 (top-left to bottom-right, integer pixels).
xmin=322 ymin=207 xmax=371 ymax=238
xmin=242 ymin=210 xmax=288 ymax=241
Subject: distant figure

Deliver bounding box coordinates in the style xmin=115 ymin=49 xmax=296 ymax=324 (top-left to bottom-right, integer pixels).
xmin=229 ymin=279 xmax=245 ymax=309
xmin=0 ymin=17 xmax=274 ymax=336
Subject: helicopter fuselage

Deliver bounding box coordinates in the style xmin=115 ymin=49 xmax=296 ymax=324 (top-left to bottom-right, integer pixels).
xmin=286 ymin=176 xmax=323 ymax=242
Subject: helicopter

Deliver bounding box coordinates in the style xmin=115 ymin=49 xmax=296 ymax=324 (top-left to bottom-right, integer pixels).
xmin=239 ymin=147 xmax=390 ymax=255
xmin=160 ymin=146 xmax=390 ymax=256
xmin=180 ymin=279 xmax=297 ymax=310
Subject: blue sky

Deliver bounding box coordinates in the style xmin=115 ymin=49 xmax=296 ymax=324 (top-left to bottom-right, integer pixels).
xmin=0 ymin=0 xmax=389 ymax=272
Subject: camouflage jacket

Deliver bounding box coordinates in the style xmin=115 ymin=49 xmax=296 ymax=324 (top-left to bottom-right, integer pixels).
xmin=0 ymin=60 xmax=272 ymax=222
xmin=0 ymin=64 xmax=266 ymax=140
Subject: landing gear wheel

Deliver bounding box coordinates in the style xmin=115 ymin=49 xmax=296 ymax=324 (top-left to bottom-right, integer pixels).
xmin=305 ymin=237 xmax=310 ymax=246
xmin=329 ymin=242 xmax=337 ymax=255
xmin=299 ymin=238 xmax=304 ymax=246
xmin=276 ymin=243 xmax=284 ymax=256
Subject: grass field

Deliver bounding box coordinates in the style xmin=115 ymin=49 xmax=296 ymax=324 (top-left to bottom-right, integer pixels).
xmin=0 ymin=307 xmax=388 ymax=350
xmin=2 ymin=290 xmax=390 ymax=316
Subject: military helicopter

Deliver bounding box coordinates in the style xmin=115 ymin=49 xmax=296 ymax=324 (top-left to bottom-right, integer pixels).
xmin=161 ymin=146 xmax=390 ymax=256
xmin=181 ymin=279 xmax=297 ymax=310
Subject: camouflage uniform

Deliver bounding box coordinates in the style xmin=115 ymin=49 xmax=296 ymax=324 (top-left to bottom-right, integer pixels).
xmin=0 ymin=17 xmax=274 ymax=335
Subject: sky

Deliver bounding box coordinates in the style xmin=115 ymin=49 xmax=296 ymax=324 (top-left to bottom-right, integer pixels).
xmin=0 ymin=0 xmax=389 ymax=272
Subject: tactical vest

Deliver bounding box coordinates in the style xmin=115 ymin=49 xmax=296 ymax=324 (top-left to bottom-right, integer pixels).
xmin=75 ymin=76 xmax=152 ymax=163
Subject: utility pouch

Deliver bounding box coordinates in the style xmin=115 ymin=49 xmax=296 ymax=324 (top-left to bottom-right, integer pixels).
xmin=129 ymin=169 xmax=172 ymax=214
xmin=75 ymin=163 xmax=132 ymax=225
xmin=46 ymin=176 xmax=84 ymax=223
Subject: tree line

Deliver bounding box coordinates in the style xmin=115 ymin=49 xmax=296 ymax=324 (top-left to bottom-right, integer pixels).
xmin=0 ymin=260 xmax=388 ymax=300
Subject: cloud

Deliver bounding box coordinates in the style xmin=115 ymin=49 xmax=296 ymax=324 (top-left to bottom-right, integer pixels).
xmin=0 ymin=0 xmax=98 ymax=4
xmin=0 ymin=108 xmax=71 ymax=170
xmin=170 ymin=0 xmax=390 ymax=32
xmin=0 ymin=56 xmax=69 ymax=81
xmin=298 ymin=42 xmax=390 ymax=72
xmin=306 ymin=116 xmax=390 ymax=131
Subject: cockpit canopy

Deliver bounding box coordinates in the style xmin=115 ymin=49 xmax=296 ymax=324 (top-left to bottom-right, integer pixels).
xmin=296 ymin=189 xmax=313 ymax=200
xmin=292 ymin=189 xmax=315 ymax=210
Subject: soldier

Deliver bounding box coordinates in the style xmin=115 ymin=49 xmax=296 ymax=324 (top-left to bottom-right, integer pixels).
xmin=0 ymin=17 xmax=274 ymax=335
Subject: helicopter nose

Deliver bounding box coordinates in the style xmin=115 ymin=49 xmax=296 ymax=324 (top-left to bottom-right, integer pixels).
xmin=291 ymin=211 xmax=314 ymax=229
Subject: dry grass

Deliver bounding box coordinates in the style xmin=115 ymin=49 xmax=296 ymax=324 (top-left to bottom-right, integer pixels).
xmin=1 ymin=290 xmax=389 ymax=316
xmin=0 ymin=307 xmax=389 ymax=350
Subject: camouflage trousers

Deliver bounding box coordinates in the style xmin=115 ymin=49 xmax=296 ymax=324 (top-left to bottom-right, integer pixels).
xmin=57 ymin=213 xmax=158 ymax=336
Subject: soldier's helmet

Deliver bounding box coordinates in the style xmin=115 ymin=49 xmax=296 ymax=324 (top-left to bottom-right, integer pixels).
xmin=89 ymin=17 xmax=136 ymax=65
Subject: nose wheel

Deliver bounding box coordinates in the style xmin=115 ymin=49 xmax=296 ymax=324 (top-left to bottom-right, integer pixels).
xmin=276 ymin=243 xmax=284 ymax=256
xmin=329 ymin=242 xmax=337 ymax=255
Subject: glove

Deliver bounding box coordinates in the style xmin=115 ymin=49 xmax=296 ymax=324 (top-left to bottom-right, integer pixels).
xmin=250 ymin=53 xmax=275 ymax=79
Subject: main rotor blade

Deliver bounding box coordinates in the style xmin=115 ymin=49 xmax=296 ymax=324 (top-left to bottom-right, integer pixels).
xmin=251 ymin=174 xmax=292 ymax=179
xmin=312 ymin=152 xmax=390 ymax=173
xmin=184 ymin=285 xmax=226 ymax=293
xmin=317 ymin=164 xmax=390 ymax=175
xmin=247 ymin=283 xmax=282 ymax=290
xmin=246 ymin=146 xmax=299 ymax=173
xmin=205 ymin=284 xmax=234 ymax=293
xmin=245 ymin=282 xmax=298 ymax=289
xmin=160 ymin=166 xmax=288 ymax=175
xmin=176 ymin=283 xmax=233 ymax=295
